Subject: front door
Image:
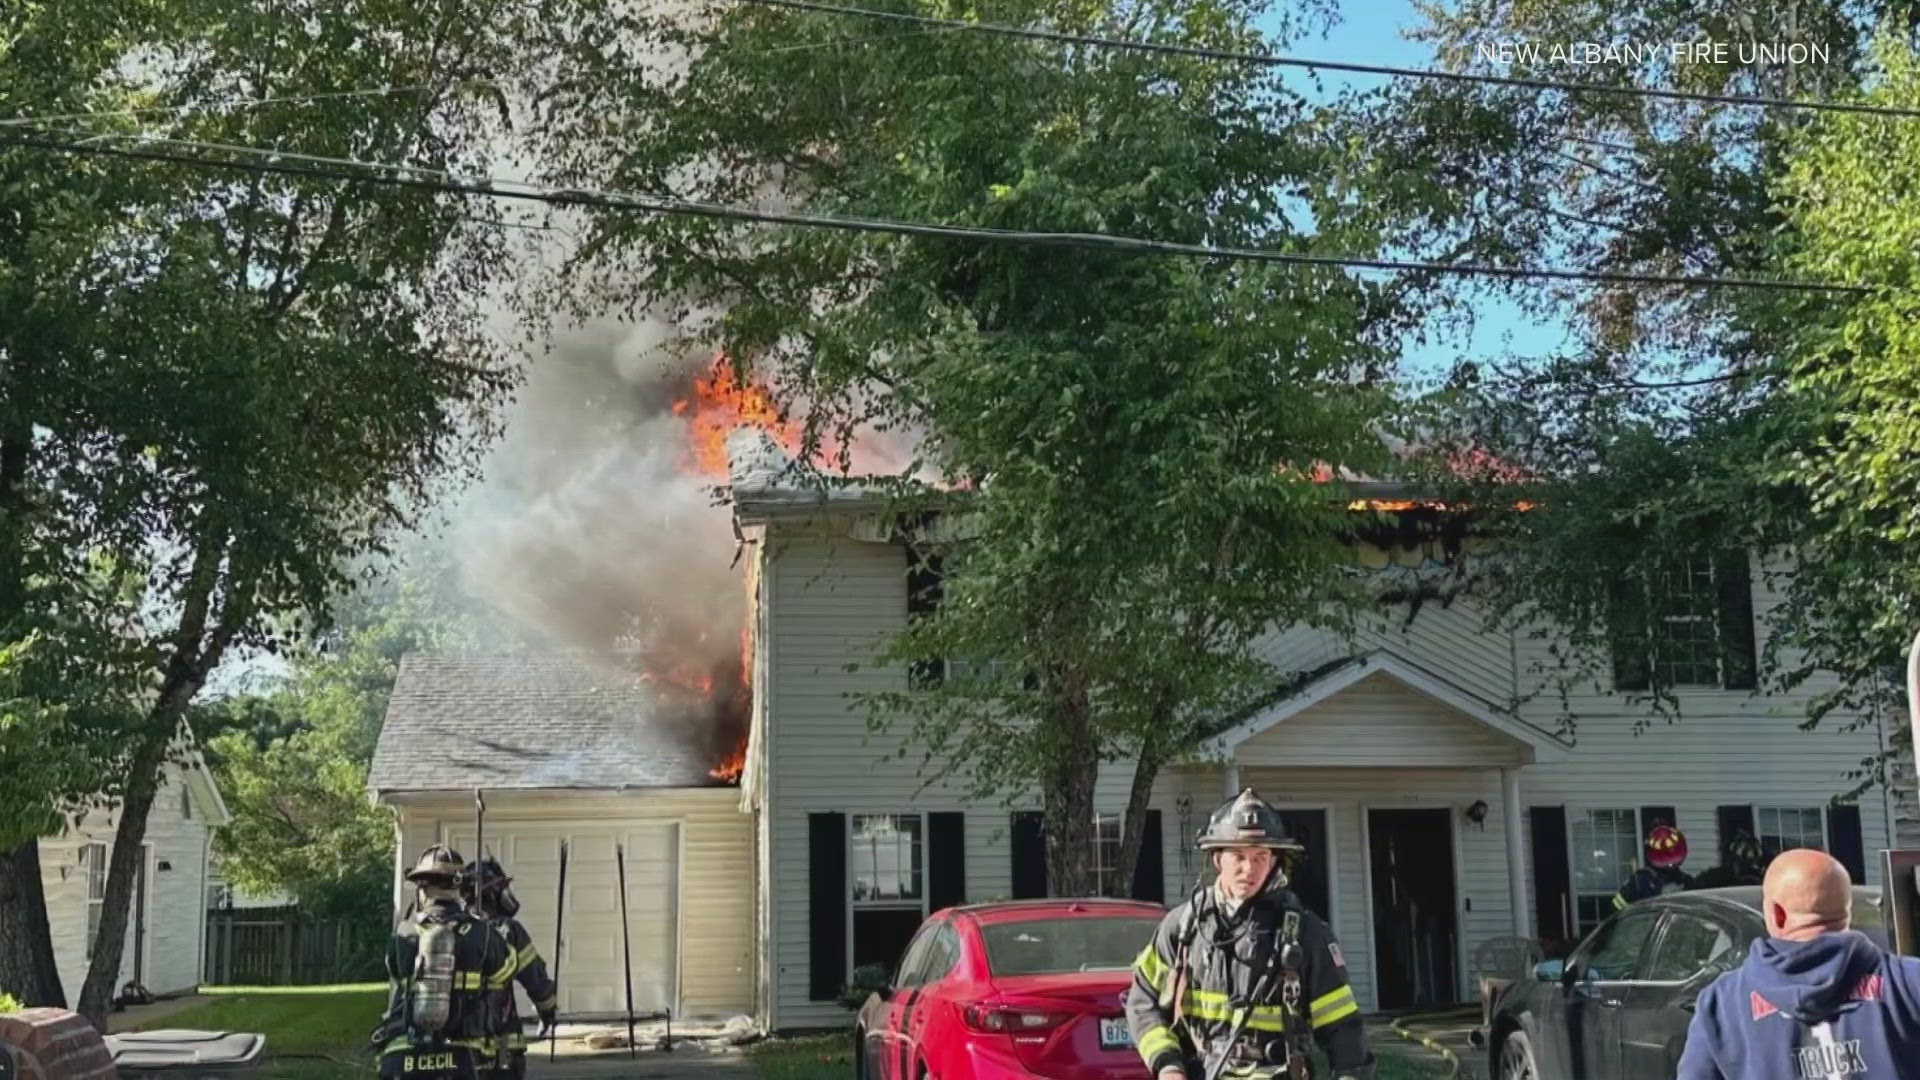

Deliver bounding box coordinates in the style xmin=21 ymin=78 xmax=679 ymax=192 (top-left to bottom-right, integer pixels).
xmin=1274 ymin=810 xmax=1331 ymax=923
xmin=1368 ymin=808 xmax=1459 ymax=1009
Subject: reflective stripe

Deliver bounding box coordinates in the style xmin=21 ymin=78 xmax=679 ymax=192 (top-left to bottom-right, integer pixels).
xmin=454 ymin=972 xmax=483 ymax=990
xmin=1137 ymin=1024 xmax=1179 ymax=1067
xmin=1180 ymin=995 xmax=1285 ymax=1032
xmin=533 ymin=993 xmax=558 ymax=1011
xmin=1135 ymin=943 xmax=1168 ymax=991
xmin=517 ymin=944 xmax=541 ymax=967
xmin=1613 ymin=893 xmax=1629 ymax=910
xmin=1310 ymin=985 xmax=1358 ymax=1029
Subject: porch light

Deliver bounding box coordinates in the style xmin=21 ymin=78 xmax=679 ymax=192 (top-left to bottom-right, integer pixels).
xmin=1465 ymin=800 xmax=1489 ymax=829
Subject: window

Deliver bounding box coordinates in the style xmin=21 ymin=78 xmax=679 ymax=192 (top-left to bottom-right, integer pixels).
xmin=1570 ymin=809 xmax=1641 ymax=938
xmin=851 ymin=815 xmax=926 ymax=974
xmin=1611 ymin=552 xmax=1756 ymax=691
xmin=898 ymin=924 xmax=960 ymax=988
xmin=981 ymin=916 xmax=1164 ymax=977
xmin=1645 ymin=912 xmax=1738 ymax=983
xmin=1576 ymin=908 xmax=1661 ymax=982
xmin=84 ymin=843 xmax=108 ymax=950
xmin=1756 ymin=806 xmax=1825 ymax=860
xmin=1093 ymin=815 xmax=1123 ymax=897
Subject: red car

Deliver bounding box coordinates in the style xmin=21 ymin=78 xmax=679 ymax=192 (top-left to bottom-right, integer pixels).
xmin=851 ymin=898 xmax=1166 ymax=1080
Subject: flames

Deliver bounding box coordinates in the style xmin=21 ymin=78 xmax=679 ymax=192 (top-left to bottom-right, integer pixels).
xmin=672 ymin=355 xmax=807 ymax=475
xmin=666 ymin=355 xmax=783 ymax=784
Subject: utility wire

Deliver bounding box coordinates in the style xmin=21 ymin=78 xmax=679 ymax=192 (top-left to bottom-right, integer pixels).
xmin=0 ymin=128 xmax=1874 ymax=294
xmin=0 ymin=83 xmax=477 ymax=129
xmin=728 ymin=0 xmax=1920 ymax=120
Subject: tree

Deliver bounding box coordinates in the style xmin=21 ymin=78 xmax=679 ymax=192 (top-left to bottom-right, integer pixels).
xmin=0 ymin=0 xmax=547 ymax=1024
xmin=531 ymin=0 xmax=1422 ymax=894
xmin=204 ymin=543 xmax=528 ymax=926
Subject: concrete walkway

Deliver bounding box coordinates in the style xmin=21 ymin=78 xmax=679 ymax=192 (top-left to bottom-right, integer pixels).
xmin=526 ymin=1048 xmax=755 ymax=1078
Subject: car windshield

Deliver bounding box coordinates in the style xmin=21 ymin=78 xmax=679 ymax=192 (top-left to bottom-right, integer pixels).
xmin=981 ymin=917 xmax=1162 ymax=977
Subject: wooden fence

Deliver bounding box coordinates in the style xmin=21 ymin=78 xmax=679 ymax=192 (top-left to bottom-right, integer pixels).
xmin=204 ymin=906 xmax=386 ymax=986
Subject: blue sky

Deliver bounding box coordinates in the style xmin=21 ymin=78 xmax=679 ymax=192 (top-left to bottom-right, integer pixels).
xmin=1257 ymin=0 xmax=1575 ymax=380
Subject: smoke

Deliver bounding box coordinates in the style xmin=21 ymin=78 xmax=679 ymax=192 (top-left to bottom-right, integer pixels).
xmin=453 ymin=310 xmax=745 ymax=676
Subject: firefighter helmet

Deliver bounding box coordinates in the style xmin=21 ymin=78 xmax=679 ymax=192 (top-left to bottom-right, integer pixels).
xmin=1197 ymin=788 xmax=1305 ymax=853
xmin=463 ymin=855 xmax=521 ymax=918
xmin=1646 ymin=824 xmax=1688 ymax=869
xmin=406 ymin=843 xmax=466 ymax=885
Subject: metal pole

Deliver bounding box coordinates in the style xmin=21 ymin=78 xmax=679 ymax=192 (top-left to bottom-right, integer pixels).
xmin=616 ymin=842 xmax=637 ymax=1059
xmin=550 ymin=839 xmax=568 ymax=1063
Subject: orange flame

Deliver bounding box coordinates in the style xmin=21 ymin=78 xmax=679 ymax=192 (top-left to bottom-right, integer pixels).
xmin=673 ymin=355 xmax=806 ymax=477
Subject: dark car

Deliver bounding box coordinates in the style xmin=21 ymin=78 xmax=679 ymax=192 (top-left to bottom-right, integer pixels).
xmin=1483 ymin=885 xmax=1886 ymax=1080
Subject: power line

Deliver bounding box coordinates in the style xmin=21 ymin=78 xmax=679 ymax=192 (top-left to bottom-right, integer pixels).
xmin=728 ymin=0 xmax=1920 ymax=120
xmin=0 ymin=83 xmax=476 ymax=129
xmin=0 ymin=128 xmax=1874 ymax=295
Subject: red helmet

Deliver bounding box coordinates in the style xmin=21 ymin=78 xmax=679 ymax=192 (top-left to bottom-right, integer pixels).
xmin=1646 ymin=824 xmax=1688 ymax=869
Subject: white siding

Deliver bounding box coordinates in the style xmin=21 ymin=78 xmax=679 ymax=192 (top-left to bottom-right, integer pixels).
xmin=1237 ymin=671 xmax=1525 ymax=769
xmin=41 ymin=767 xmax=215 ymax=1000
xmin=761 ymin=530 xmax=1893 ymax=1026
xmin=392 ymin=787 xmax=754 ymax=1021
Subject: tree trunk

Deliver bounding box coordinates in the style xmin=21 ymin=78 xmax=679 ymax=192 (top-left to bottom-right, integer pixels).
xmin=0 ymin=839 xmax=66 ymax=1007
xmin=1042 ymin=679 xmax=1100 ymax=897
xmin=1116 ymin=729 xmax=1165 ymax=901
xmin=0 ymin=412 xmax=63 ymax=1006
xmin=77 ymin=531 xmax=242 ymax=1029
xmin=76 ymin=721 xmax=173 ymax=1029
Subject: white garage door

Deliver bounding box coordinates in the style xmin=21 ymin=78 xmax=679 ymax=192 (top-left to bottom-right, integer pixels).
xmin=443 ymin=821 xmax=680 ymax=1018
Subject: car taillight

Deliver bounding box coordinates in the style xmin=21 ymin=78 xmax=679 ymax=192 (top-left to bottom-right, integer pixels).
xmin=963 ymin=1005 xmax=1071 ymax=1034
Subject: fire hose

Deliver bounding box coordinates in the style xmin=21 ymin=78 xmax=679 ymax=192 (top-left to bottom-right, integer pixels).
xmin=1385 ymin=1008 xmax=1472 ymax=1080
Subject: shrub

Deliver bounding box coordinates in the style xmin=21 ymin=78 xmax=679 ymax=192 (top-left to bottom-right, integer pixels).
xmin=0 ymin=991 xmax=21 ymax=1013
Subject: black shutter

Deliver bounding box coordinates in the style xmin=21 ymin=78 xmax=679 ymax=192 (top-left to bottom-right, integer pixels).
xmin=1715 ymin=550 xmax=1758 ymax=690
xmin=1718 ymin=805 xmax=1757 ymax=865
xmin=928 ymin=812 xmax=966 ymax=912
xmin=808 ymin=813 xmax=847 ymax=1001
xmin=1529 ymin=806 xmax=1570 ymax=944
xmin=905 ymin=547 xmax=945 ymax=688
xmin=1012 ymin=812 xmax=1048 ymax=899
xmin=1828 ymin=804 xmax=1866 ymax=884
xmin=1609 ymin=577 xmax=1651 ymax=692
xmin=1640 ymin=806 xmax=1676 ymax=837
xmin=1130 ymin=810 xmax=1164 ymax=903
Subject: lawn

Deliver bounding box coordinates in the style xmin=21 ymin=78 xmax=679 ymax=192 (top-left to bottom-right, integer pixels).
xmin=747 ymin=1033 xmax=1453 ymax=1079
xmin=132 ymin=984 xmax=386 ymax=1079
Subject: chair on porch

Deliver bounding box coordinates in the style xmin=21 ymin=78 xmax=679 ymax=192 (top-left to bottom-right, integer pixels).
xmin=1470 ymin=935 xmax=1541 ymax=1026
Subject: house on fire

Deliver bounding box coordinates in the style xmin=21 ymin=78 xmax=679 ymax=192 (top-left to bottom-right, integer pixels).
xmin=723 ymin=431 xmax=1897 ymax=1032
xmin=368 ymin=430 xmax=1901 ymax=1033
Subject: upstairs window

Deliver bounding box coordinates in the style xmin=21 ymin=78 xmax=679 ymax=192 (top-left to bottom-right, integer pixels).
xmin=1611 ymin=551 xmax=1756 ymax=691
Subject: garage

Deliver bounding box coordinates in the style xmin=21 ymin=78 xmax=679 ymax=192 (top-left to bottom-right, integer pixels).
xmin=370 ymin=656 xmax=757 ymax=1022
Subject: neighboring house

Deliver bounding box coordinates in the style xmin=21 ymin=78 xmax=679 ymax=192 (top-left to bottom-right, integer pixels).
xmin=38 ymin=752 xmax=232 ymax=1000
xmin=724 ymin=431 xmax=1898 ymax=1031
xmin=368 ymin=655 xmax=756 ymax=1022
xmin=202 ymin=878 xmax=293 ymax=910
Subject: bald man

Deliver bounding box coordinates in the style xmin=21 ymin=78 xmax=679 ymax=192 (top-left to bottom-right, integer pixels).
xmin=1678 ymin=848 xmax=1920 ymax=1080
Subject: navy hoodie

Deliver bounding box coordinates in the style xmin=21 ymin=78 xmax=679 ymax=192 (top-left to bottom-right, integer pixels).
xmin=1679 ymin=930 xmax=1920 ymax=1080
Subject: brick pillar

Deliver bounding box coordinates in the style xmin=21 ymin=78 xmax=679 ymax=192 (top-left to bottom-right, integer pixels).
xmin=0 ymin=1007 xmax=118 ymax=1079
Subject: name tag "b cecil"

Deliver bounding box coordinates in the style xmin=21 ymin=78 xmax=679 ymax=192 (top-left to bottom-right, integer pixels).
xmin=403 ymin=1051 xmax=457 ymax=1073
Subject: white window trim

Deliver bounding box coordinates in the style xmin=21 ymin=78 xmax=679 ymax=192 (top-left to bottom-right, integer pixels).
xmin=846 ymin=813 xmax=928 ymax=981
xmin=1755 ymin=805 xmax=1828 ymax=854
xmin=1567 ymin=807 xmax=1642 ymax=940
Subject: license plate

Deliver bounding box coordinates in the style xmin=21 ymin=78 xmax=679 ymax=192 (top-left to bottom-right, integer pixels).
xmin=1099 ymin=1017 xmax=1133 ymax=1049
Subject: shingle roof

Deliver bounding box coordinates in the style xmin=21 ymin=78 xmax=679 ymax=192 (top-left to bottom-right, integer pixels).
xmin=369 ymin=655 xmax=720 ymax=794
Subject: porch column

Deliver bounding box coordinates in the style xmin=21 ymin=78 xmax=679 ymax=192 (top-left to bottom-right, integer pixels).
xmin=1224 ymin=764 xmax=1241 ymax=799
xmin=1501 ymin=766 xmax=1529 ymax=939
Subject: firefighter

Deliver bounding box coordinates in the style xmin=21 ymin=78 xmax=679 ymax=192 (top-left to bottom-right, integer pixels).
xmin=1612 ymin=823 xmax=1694 ymax=909
xmin=371 ymin=845 xmax=516 ymax=1079
xmin=1127 ymin=789 xmax=1374 ymax=1080
xmin=463 ymin=855 xmax=559 ymax=1079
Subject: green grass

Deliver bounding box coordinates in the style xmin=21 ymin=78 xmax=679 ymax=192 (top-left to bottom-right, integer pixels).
xmin=746 ymin=1032 xmax=1454 ymax=1080
xmin=134 ymin=986 xmax=387 ymax=1079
